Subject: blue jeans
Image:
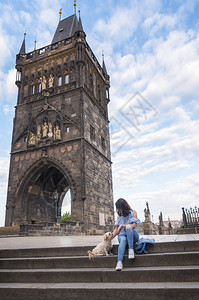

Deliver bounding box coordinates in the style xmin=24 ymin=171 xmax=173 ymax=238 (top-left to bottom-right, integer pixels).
xmin=118 ymin=227 xmax=139 ymax=262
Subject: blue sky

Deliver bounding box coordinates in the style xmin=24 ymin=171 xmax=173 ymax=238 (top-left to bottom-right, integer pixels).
xmin=0 ymin=0 xmax=199 ymax=227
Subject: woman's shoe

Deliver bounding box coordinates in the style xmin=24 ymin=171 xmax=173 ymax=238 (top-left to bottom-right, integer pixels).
xmin=115 ymin=260 xmax=123 ymax=271
xmin=128 ymin=249 xmax=135 ymax=259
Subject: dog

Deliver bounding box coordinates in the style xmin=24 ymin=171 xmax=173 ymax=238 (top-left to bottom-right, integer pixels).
xmin=88 ymin=232 xmax=113 ymax=260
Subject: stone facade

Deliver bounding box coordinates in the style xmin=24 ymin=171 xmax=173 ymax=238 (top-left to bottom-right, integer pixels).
xmin=5 ymin=13 xmax=114 ymax=233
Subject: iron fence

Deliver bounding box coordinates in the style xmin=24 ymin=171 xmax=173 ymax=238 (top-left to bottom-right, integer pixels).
xmin=182 ymin=206 xmax=199 ymax=228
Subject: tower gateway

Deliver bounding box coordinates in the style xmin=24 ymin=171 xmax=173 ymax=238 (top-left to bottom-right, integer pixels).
xmin=5 ymin=11 xmax=114 ymax=235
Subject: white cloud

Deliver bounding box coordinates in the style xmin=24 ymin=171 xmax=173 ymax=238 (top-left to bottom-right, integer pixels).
xmin=3 ymin=105 xmax=11 ymax=115
xmin=6 ymin=68 xmax=17 ymax=99
xmin=0 ymin=68 xmax=17 ymax=105
xmin=113 ymin=171 xmax=199 ymax=223
xmin=20 ymin=10 xmax=31 ymax=25
xmin=143 ymin=13 xmax=178 ymax=36
xmin=0 ymin=23 xmax=12 ymax=68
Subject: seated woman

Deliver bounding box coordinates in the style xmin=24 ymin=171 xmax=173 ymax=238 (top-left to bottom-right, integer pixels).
xmin=113 ymin=198 xmax=141 ymax=271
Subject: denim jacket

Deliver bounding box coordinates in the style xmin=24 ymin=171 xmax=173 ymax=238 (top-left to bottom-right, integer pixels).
xmin=115 ymin=210 xmax=141 ymax=235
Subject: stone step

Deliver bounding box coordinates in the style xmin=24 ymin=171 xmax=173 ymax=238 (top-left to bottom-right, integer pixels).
xmin=0 ymin=251 xmax=198 ymax=269
xmin=0 ymin=240 xmax=198 ymax=258
xmin=0 ymin=266 xmax=199 ymax=283
xmin=0 ymin=282 xmax=199 ymax=300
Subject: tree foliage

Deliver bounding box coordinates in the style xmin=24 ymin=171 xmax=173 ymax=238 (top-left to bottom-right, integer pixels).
xmin=61 ymin=212 xmax=71 ymax=222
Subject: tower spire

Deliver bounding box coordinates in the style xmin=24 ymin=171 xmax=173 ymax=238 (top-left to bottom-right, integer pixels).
xmin=102 ymin=50 xmax=104 ymax=61
xmin=102 ymin=50 xmax=108 ymax=75
xmin=74 ymin=0 xmax=77 ymax=15
xmin=34 ymin=39 xmax=37 ymax=51
xmin=59 ymin=8 xmax=62 ymax=21
xmin=19 ymin=32 xmax=26 ymax=55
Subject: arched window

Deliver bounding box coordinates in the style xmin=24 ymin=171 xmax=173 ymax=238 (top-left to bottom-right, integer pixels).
xmin=106 ymin=88 xmax=109 ymax=100
xmin=65 ymin=74 xmax=69 ymax=84
xmin=90 ymin=125 xmax=95 ymax=141
xmin=90 ymin=74 xmax=93 ymax=90
xmin=38 ymin=83 xmax=41 ymax=92
xmin=98 ymin=85 xmax=101 ymax=104
xmin=58 ymin=76 xmax=62 ymax=86
xmin=32 ymin=85 xmax=35 ymax=95
xmin=61 ymin=189 xmax=71 ymax=217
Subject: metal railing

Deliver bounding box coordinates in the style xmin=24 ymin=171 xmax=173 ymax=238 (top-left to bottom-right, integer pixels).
xmin=182 ymin=206 xmax=199 ymax=228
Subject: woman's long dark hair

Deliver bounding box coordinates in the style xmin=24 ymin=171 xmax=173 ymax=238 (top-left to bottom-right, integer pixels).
xmin=115 ymin=198 xmax=131 ymax=217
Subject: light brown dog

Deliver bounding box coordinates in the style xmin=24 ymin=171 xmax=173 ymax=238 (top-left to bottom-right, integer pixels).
xmin=88 ymin=232 xmax=113 ymax=260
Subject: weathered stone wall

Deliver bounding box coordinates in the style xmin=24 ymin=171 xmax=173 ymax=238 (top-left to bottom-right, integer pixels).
xmin=5 ymin=24 xmax=114 ymax=232
xmin=83 ymin=92 xmax=114 ymax=226
xmin=6 ymin=88 xmax=84 ymax=226
xmin=19 ymin=222 xmax=114 ymax=236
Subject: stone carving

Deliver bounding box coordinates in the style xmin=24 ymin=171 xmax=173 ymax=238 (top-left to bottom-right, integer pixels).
xmin=159 ymin=212 xmax=163 ymax=226
xmin=36 ymin=125 xmax=41 ymax=140
xmin=144 ymin=202 xmax=151 ymax=222
xmin=54 ymin=124 xmax=61 ymax=140
xmin=41 ymin=76 xmax=47 ymax=90
xmin=158 ymin=211 xmax=165 ymax=235
xmin=49 ymin=74 xmax=54 ymax=88
xmin=42 ymin=121 xmax=48 ymax=138
xmin=28 ymin=132 xmax=36 ymax=146
xmin=48 ymin=122 xmax=53 ymax=138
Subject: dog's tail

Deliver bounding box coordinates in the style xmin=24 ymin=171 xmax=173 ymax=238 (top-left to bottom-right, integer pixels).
xmin=88 ymin=250 xmax=95 ymax=260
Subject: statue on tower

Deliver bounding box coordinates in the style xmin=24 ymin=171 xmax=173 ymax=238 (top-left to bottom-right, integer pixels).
xmin=158 ymin=211 xmax=165 ymax=235
xmin=143 ymin=202 xmax=153 ymax=235
xmin=41 ymin=76 xmax=47 ymax=90
xmin=54 ymin=124 xmax=61 ymax=140
xmin=36 ymin=124 xmax=41 ymax=140
xmin=48 ymin=74 xmax=54 ymax=88
xmin=144 ymin=202 xmax=151 ymax=222
xmin=28 ymin=132 xmax=36 ymax=146
xmin=42 ymin=121 xmax=48 ymax=138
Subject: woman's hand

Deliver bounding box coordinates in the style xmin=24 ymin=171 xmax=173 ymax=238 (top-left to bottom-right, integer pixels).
xmin=118 ymin=223 xmax=137 ymax=231
xmin=118 ymin=224 xmax=125 ymax=232
xmin=112 ymin=226 xmax=119 ymax=237
xmin=131 ymin=222 xmax=137 ymax=229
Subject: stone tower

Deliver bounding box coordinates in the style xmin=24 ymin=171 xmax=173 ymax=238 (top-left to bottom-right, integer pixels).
xmin=5 ymin=12 xmax=114 ymax=233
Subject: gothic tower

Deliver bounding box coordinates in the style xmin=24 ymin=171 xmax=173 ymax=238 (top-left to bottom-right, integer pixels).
xmin=5 ymin=11 xmax=114 ymax=232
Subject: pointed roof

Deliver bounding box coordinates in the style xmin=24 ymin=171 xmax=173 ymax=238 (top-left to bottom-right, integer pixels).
xmin=102 ymin=58 xmax=108 ymax=75
xmin=78 ymin=16 xmax=83 ymax=32
xmin=52 ymin=14 xmax=84 ymax=44
xmin=19 ymin=34 xmax=26 ymax=54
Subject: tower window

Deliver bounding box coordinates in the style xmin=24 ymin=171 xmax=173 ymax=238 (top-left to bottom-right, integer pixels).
xmin=39 ymin=48 xmax=45 ymax=55
xmin=98 ymin=86 xmax=101 ymax=104
xmin=58 ymin=76 xmax=62 ymax=86
xmin=32 ymin=85 xmax=35 ymax=95
xmin=65 ymin=74 xmax=69 ymax=84
xmin=106 ymin=88 xmax=109 ymax=100
xmin=65 ymin=38 xmax=72 ymax=45
xmin=38 ymin=83 xmax=41 ymax=92
xmin=52 ymin=43 xmax=58 ymax=50
xmin=90 ymin=125 xmax=95 ymax=141
xmin=90 ymin=74 xmax=93 ymax=90
xmin=24 ymin=136 xmax=27 ymax=143
xmin=66 ymin=126 xmax=70 ymax=133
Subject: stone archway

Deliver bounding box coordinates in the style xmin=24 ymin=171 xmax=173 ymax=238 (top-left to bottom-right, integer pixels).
xmin=15 ymin=158 xmax=75 ymax=224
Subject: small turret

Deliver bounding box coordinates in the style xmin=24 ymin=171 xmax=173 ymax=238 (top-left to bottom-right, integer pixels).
xmin=102 ymin=52 xmax=110 ymax=88
xmin=19 ymin=33 xmax=26 ymax=55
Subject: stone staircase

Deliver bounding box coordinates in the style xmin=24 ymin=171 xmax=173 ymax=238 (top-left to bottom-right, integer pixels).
xmin=0 ymin=239 xmax=198 ymax=300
